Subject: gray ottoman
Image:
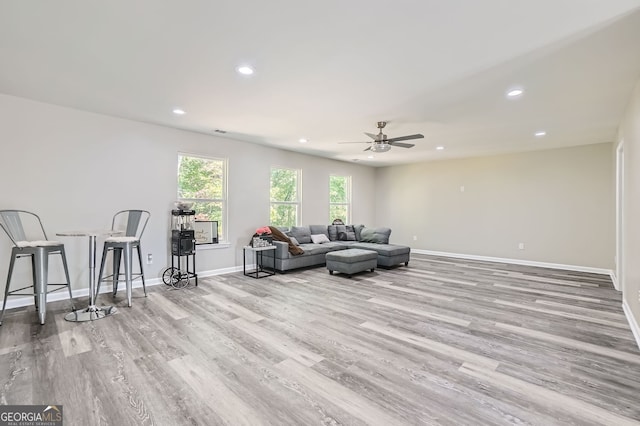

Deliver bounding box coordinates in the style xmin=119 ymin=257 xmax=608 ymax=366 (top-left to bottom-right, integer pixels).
xmin=326 ymin=249 xmax=377 ymax=278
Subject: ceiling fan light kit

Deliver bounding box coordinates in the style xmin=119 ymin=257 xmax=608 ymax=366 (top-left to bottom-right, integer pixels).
xmin=370 ymin=143 xmax=391 ymax=153
xmin=339 ymin=121 xmax=424 ymax=153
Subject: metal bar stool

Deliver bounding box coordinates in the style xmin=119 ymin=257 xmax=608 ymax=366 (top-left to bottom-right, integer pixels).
xmin=0 ymin=210 xmax=73 ymax=325
xmin=96 ymin=210 xmax=150 ymax=307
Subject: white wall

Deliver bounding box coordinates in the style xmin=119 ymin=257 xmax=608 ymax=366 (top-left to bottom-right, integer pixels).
xmin=0 ymin=91 xmax=622 ymax=306
xmin=617 ymin=78 xmax=640 ymax=338
xmin=375 ymin=143 xmax=615 ymax=269
xmin=0 ymin=94 xmax=376 ymax=291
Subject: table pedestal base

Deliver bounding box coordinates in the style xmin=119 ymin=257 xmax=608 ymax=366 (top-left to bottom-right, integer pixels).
xmin=64 ymin=305 xmax=117 ymax=322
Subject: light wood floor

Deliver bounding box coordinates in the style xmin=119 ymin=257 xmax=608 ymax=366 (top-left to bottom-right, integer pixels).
xmin=1 ymin=254 xmax=640 ymax=425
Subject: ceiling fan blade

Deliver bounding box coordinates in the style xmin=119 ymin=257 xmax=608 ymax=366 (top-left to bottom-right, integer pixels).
xmin=364 ymin=132 xmax=377 ymax=140
xmin=338 ymin=141 xmax=370 ymax=144
xmin=386 ymin=134 xmax=424 ymax=143
xmin=389 ymin=142 xmax=415 ymax=148
xmin=363 ymin=146 xmax=371 ymax=151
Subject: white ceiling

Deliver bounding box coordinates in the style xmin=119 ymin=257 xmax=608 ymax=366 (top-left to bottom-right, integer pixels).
xmin=1 ymin=1 xmax=639 ymax=167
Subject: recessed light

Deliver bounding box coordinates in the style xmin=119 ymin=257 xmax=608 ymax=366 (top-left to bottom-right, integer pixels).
xmin=367 ymin=155 xmax=374 ymax=159
xmin=506 ymin=88 xmax=524 ymax=98
xmin=237 ymin=66 xmax=254 ymax=75
xmin=172 ymin=108 xmax=185 ymax=115
xmin=535 ymin=131 xmax=546 ymax=137
xmin=436 ymin=146 xmax=444 ymax=150
xmin=298 ymin=138 xmax=308 ymax=143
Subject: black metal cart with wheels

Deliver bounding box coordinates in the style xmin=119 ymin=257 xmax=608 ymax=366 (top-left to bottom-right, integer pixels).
xmin=163 ymin=210 xmax=198 ymax=289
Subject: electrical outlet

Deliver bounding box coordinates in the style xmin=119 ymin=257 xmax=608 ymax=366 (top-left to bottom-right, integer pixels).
xmin=413 ymin=235 xmax=417 ymax=241
xmin=147 ymin=253 xmax=153 ymax=264
xmin=460 ymin=186 xmax=465 ymax=192
xmin=518 ymin=243 xmax=525 ymax=250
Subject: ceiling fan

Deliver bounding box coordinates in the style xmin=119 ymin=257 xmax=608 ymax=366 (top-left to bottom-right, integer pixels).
xmin=339 ymin=121 xmax=424 ymax=152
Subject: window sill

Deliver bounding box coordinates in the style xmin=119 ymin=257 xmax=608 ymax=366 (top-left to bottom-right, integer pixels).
xmin=196 ymin=242 xmax=231 ymax=251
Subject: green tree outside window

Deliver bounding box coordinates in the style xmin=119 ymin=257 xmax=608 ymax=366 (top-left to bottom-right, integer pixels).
xmin=177 ymin=155 xmax=227 ymax=240
xmin=270 ymin=167 xmax=300 ymax=227
xmin=329 ymin=175 xmax=351 ymax=224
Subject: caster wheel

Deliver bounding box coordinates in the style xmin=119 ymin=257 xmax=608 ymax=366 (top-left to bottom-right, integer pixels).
xmin=162 ymin=267 xmax=178 ymax=285
xmin=171 ymin=270 xmax=190 ymax=289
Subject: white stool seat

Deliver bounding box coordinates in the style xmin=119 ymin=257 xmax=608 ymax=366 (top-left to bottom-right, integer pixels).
xmin=105 ymin=236 xmax=139 ymax=243
xmin=16 ymin=240 xmax=62 ymax=247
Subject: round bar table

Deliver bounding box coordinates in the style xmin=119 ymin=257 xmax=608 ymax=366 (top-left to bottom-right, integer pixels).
xmin=57 ymin=230 xmax=122 ymax=322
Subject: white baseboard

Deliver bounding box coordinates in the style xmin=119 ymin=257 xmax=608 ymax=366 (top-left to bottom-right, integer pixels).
xmin=197 ymin=265 xmax=245 ymax=277
xmin=412 ymin=249 xmax=613 ymax=276
xmin=1 ymin=265 xmax=244 ymax=311
xmin=623 ymin=299 xmax=640 ymax=350
xmin=610 ymin=271 xmax=620 ymax=291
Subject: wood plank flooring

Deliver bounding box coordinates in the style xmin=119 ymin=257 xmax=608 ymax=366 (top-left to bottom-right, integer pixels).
xmin=1 ymin=254 xmax=639 ymax=425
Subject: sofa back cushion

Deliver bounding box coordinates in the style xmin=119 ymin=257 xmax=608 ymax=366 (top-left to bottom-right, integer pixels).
xmin=328 ymin=224 xmax=356 ymax=241
xmin=353 ymin=224 xmax=365 ymax=241
xmin=309 ymin=225 xmax=329 ymax=238
xmin=359 ymin=227 xmax=391 ymax=244
xmin=289 ymin=226 xmax=312 ymax=244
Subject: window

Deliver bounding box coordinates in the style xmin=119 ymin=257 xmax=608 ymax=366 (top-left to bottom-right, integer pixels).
xmin=270 ymin=167 xmax=301 ymax=227
xmin=177 ymin=154 xmax=227 ymax=241
xmin=329 ymin=175 xmax=351 ymax=224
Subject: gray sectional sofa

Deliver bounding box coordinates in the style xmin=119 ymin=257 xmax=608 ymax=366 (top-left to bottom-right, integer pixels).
xmin=262 ymin=224 xmax=410 ymax=272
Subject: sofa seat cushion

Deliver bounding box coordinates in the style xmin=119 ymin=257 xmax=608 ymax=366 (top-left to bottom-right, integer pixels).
xmin=332 ymin=241 xmax=357 ymax=248
xmin=351 ymin=242 xmax=410 ymax=257
xmin=322 ymin=242 xmax=351 ymax=251
xmin=297 ymin=243 xmax=336 ymax=256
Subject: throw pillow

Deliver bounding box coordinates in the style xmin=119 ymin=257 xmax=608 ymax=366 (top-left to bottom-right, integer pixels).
xmin=289 ymin=236 xmax=300 ymax=246
xmin=330 ymin=224 xmax=357 ymax=241
xmin=359 ymin=227 xmax=391 ymax=244
xmin=327 ymin=225 xmax=339 ymax=241
xmin=332 ymin=224 xmax=355 ymax=241
xmin=346 ymin=225 xmax=357 ymax=241
xmin=353 ymin=224 xmax=365 ymax=241
xmin=310 ymin=234 xmax=330 ymax=244
xmin=289 ymin=226 xmax=312 ymax=244
xmin=338 ymin=225 xmax=356 ymax=241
